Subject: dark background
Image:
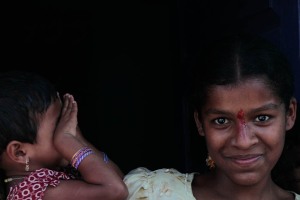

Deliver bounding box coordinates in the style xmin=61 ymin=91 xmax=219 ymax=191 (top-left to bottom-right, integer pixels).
xmin=3 ymin=0 xmax=300 ymax=174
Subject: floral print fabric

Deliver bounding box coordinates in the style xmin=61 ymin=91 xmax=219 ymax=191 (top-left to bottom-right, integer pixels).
xmin=7 ymin=168 xmax=71 ymax=200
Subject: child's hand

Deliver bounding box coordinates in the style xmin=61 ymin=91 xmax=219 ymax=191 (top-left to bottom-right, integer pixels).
xmin=54 ymin=93 xmax=78 ymax=139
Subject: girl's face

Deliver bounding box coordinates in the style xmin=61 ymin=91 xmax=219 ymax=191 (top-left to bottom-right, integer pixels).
xmin=194 ymin=78 xmax=297 ymax=186
xmin=30 ymin=98 xmax=68 ymax=169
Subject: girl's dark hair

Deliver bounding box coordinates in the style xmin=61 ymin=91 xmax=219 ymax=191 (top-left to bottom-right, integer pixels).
xmin=191 ymin=33 xmax=294 ymax=111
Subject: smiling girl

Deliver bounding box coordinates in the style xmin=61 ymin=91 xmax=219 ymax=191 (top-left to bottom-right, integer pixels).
xmin=124 ymin=34 xmax=300 ymax=200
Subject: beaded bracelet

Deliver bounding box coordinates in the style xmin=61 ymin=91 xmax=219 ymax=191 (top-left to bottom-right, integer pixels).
xmin=71 ymin=147 xmax=88 ymax=163
xmin=74 ymin=149 xmax=94 ymax=169
xmin=71 ymin=147 xmax=89 ymax=166
xmin=71 ymin=147 xmax=94 ymax=169
xmin=71 ymin=147 xmax=110 ymax=169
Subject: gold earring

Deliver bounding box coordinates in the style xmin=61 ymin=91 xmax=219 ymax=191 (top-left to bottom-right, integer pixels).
xmin=25 ymin=157 xmax=30 ymax=171
xmin=206 ymin=155 xmax=215 ymax=169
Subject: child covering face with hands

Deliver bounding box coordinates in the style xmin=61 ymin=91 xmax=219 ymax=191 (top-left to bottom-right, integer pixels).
xmin=0 ymin=71 xmax=128 ymax=200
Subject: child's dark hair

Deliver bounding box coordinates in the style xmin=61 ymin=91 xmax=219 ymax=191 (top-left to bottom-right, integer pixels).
xmin=0 ymin=71 xmax=58 ymax=198
xmin=191 ymin=33 xmax=294 ymax=112
xmin=0 ymin=71 xmax=58 ymax=153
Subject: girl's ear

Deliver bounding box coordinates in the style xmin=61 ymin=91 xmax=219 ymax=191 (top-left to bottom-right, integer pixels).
xmin=286 ymin=97 xmax=297 ymax=131
xmin=194 ymin=110 xmax=205 ymax=136
xmin=6 ymin=141 xmax=27 ymax=164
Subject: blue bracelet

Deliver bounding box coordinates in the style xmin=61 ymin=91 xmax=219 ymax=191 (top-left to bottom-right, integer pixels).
xmin=103 ymin=152 xmax=109 ymax=163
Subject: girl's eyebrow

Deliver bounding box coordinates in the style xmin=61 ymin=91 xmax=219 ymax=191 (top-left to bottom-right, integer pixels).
xmin=204 ymin=109 xmax=231 ymax=116
xmin=248 ymin=103 xmax=282 ymax=114
xmin=204 ymin=103 xmax=281 ymax=116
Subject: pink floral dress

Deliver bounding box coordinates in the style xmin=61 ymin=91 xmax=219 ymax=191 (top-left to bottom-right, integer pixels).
xmin=7 ymin=168 xmax=72 ymax=200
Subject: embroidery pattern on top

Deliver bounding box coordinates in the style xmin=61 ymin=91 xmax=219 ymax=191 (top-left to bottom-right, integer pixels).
xmin=7 ymin=168 xmax=71 ymax=200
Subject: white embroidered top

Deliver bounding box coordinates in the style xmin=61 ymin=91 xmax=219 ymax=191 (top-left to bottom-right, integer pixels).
xmin=124 ymin=167 xmax=300 ymax=200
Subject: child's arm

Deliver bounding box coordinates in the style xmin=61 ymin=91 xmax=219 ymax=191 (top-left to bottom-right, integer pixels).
xmin=75 ymin=125 xmax=125 ymax=178
xmin=47 ymin=94 xmax=128 ymax=200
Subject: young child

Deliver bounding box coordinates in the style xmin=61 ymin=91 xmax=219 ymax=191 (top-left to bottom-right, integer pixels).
xmin=124 ymin=34 xmax=300 ymax=199
xmin=0 ymin=71 xmax=128 ymax=200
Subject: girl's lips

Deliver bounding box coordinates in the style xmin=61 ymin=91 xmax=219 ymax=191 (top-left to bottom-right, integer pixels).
xmin=228 ymin=154 xmax=262 ymax=166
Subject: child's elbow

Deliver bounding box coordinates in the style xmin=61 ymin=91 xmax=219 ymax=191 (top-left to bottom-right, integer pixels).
xmin=108 ymin=182 xmax=129 ymax=200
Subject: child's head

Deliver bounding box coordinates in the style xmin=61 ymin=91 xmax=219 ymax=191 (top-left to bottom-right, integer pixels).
xmin=192 ymin=33 xmax=294 ymax=112
xmin=0 ymin=71 xmax=58 ymax=155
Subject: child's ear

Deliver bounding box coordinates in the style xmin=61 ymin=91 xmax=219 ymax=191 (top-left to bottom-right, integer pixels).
xmin=6 ymin=141 xmax=27 ymax=164
xmin=194 ymin=110 xmax=205 ymax=136
xmin=286 ymin=97 xmax=297 ymax=131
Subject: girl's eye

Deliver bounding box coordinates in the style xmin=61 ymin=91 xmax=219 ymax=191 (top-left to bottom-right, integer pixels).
xmin=255 ymin=115 xmax=270 ymax=122
xmin=214 ymin=118 xmax=228 ymax=125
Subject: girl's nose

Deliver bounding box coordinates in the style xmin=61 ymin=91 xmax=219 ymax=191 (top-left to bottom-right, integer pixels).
xmin=231 ymin=122 xmax=258 ymax=149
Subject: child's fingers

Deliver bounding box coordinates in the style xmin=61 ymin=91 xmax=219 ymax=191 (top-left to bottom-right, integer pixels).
xmin=62 ymin=94 xmax=75 ymax=116
xmin=71 ymin=100 xmax=78 ymax=116
xmin=63 ymin=93 xmax=78 ymax=122
xmin=62 ymin=94 xmax=70 ymax=114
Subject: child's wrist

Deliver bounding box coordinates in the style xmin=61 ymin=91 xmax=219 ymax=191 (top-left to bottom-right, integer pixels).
xmin=71 ymin=147 xmax=94 ymax=169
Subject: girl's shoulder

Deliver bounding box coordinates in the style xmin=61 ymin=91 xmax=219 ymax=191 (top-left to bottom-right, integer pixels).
xmin=294 ymin=192 xmax=300 ymax=200
xmin=124 ymin=167 xmax=197 ymax=200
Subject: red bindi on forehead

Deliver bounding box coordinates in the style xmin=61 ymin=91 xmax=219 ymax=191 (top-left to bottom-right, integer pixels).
xmin=236 ymin=109 xmax=248 ymax=138
xmin=237 ymin=109 xmax=244 ymax=119
xmin=237 ymin=109 xmax=246 ymax=125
